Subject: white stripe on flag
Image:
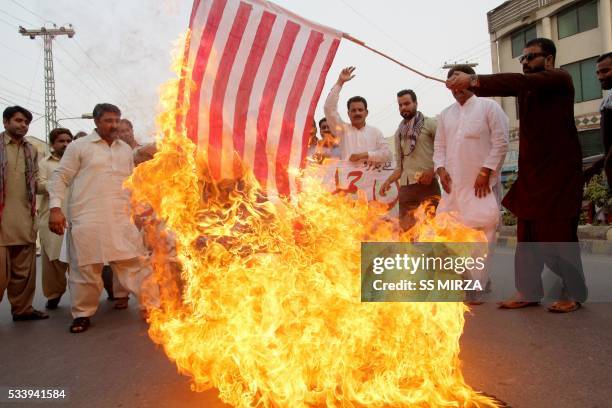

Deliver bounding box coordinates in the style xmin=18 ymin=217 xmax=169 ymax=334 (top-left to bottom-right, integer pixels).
xmin=196 ymin=1 xmax=238 ymax=151
xmin=184 ymin=0 xmax=342 ymax=196
xmin=264 ymin=25 xmax=310 ymax=194
xmin=219 ymin=6 xmax=265 ymax=178
xmin=287 ymin=36 xmax=336 ymax=195
xmin=242 ymin=15 xmax=287 ymax=174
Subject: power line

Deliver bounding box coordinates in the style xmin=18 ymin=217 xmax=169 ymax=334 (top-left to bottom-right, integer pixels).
xmin=0 ymin=72 xmax=42 ymax=94
xmin=445 ymin=40 xmax=491 ymax=62
xmin=0 ymin=8 xmax=36 ymax=27
xmin=6 ymin=1 xmax=146 ymax=117
xmin=51 ymin=52 xmax=108 ymax=102
xmin=7 ymin=2 xmax=139 ymax=119
xmin=10 ymin=0 xmax=48 ymax=24
xmin=71 ymin=39 xmax=148 ymax=116
xmin=0 ymin=14 xmax=19 ymax=29
xmin=54 ymin=41 xmax=126 ymax=103
xmin=0 ymin=95 xmax=44 ymax=116
xmin=26 ymin=46 xmax=44 ymax=106
xmin=0 ymin=87 xmax=76 ymax=125
xmin=2 ymin=87 xmax=45 ymax=105
xmin=338 ymin=0 xmax=436 ymax=71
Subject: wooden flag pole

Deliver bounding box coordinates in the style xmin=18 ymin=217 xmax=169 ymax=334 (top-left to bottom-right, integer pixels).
xmin=342 ymin=33 xmax=446 ymax=83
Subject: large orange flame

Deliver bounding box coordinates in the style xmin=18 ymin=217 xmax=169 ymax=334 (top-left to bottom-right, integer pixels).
xmin=125 ymin=34 xmax=499 ymax=408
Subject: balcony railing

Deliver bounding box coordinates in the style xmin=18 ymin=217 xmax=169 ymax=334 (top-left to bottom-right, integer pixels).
xmin=487 ymin=0 xmax=566 ymax=33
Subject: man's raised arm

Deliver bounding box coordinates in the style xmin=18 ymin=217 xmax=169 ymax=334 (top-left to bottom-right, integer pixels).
xmin=324 ymin=67 xmax=357 ymax=138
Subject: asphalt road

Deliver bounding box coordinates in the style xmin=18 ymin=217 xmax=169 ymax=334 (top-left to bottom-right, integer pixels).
xmin=1 ymin=247 xmax=610 ymax=408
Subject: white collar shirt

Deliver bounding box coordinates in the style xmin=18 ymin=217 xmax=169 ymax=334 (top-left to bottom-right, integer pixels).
xmin=433 ymin=95 xmax=509 ymax=228
xmin=48 ymin=130 xmax=144 ymax=266
xmin=323 ymin=84 xmax=391 ymax=163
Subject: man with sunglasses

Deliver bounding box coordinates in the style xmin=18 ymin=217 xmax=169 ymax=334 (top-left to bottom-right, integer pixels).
xmin=446 ymin=37 xmax=587 ymax=313
xmin=585 ymin=52 xmax=612 ymax=189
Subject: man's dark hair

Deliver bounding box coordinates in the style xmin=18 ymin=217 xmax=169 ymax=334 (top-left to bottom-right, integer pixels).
xmin=3 ymin=106 xmax=33 ymax=124
xmin=119 ymin=118 xmax=133 ymax=129
xmin=92 ymin=103 xmax=121 ymax=120
xmin=597 ymin=51 xmax=612 ymax=63
xmin=347 ymin=96 xmax=367 ymax=110
xmin=74 ymin=131 xmax=87 ymax=140
xmin=525 ymin=37 xmax=556 ymax=63
xmin=447 ymin=65 xmax=476 ymax=78
xmin=318 ymin=117 xmax=327 ymax=127
xmin=396 ymin=89 xmax=417 ymax=102
xmin=49 ymin=128 xmax=73 ymax=144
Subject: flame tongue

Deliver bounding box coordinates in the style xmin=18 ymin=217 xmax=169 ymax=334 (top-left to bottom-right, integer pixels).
xmin=125 ymin=35 xmax=499 ymax=408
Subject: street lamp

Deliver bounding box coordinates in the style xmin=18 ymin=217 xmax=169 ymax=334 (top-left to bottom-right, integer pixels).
xmin=51 ymin=114 xmax=93 ymax=144
xmin=57 ymin=113 xmax=94 ymax=122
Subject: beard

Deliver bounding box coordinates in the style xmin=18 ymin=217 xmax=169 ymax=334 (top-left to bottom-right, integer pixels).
xmin=400 ymin=111 xmax=415 ymax=120
xmin=601 ymin=79 xmax=612 ymax=90
xmin=523 ymin=64 xmax=545 ymax=74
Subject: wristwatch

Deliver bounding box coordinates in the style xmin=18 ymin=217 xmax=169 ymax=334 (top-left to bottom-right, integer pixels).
xmin=469 ymin=74 xmax=479 ymax=88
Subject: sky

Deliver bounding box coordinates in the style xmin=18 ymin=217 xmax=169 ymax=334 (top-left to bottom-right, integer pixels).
xmin=0 ymin=0 xmax=506 ymax=143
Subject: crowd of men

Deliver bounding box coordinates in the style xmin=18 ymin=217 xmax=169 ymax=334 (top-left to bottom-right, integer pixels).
xmin=313 ymin=38 xmax=611 ymax=311
xmin=1 ymin=103 xmax=158 ymax=333
xmin=1 ymin=37 xmax=611 ymax=333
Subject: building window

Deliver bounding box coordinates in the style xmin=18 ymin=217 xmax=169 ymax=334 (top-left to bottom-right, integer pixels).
xmin=511 ymin=24 xmax=537 ymax=57
xmin=562 ymin=57 xmax=602 ymax=103
xmin=557 ymin=0 xmax=598 ymax=39
xmin=578 ymin=129 xmax=604 ymax=157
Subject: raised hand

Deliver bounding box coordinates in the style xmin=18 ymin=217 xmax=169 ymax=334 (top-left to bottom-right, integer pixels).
xmin=337 ymin=66 xmax=356 ymax=85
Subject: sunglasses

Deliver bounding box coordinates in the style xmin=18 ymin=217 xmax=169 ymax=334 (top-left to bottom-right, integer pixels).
xmin=518 ymin=52 xmax=548 ymax=63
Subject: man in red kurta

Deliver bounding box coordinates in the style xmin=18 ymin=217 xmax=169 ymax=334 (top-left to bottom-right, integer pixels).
xmin=447 ymin=38 xmax=587 ymax=313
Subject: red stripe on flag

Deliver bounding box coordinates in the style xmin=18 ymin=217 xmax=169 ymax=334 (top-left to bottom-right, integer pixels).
xmin=274 ymin=31 xmax=324 ymax=197
xmin=175 ymin=0 xmax=203 ymax=133
xmin=208 ymin=2 xmax=253 ymax=180
xmin=300 ymin=38 xmax=340 ymax=165
xmin=184 ymin=0 xmax=228 ymax=145
xmin=189 ymin=0 xmax=202 ymax=27
xmin=232 ymin=11 xmax=276 ymax=158
xmin=253 ymin=21 xmax=301 ymax=186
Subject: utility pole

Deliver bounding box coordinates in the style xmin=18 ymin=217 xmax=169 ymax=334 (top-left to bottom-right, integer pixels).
xmin=19 ymin=24 xmax=75 ymax=142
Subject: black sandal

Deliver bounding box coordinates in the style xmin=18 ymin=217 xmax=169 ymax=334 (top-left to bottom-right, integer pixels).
xmin=12 ymin=309 xmax=50 ymax=321
xmin=114 ymin=297 xmax=129 ymax=310
xmin=69 ymin=317 xmax=91 ymax=333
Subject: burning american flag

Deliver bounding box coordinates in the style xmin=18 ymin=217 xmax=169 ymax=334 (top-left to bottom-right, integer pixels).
xmin=125 ymin=1 xmax=503 ymax=406
xmin=178 ymin=0 xmax=341 ymax=197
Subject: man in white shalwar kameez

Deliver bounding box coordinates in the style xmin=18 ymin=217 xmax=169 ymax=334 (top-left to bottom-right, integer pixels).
xmin=324 ymin=66 xmax=391 ymax=164
xmin=48 ymin=103 xmax=159 ymax=333
xmin=433 ymin=65 xmax=509 ymax=302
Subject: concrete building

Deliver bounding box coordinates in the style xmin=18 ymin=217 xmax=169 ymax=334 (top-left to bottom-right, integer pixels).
xmin=25 ymin=135 xmax=48 ymax=157
xmin=487 ymin=0 xmax=612 ymax=175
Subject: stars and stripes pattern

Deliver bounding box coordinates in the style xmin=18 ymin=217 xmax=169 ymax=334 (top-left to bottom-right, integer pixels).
xmin=179 ymin=0 xmax=341 ymax=197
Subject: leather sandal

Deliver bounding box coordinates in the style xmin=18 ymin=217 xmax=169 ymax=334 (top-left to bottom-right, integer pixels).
xmin=497 ymin=300 xmax=540 ymax=309
xmin=547 ymin=301 xmax=582 ymax=313
xmin=114 ymin=297 xmax=129 ymax=310
xmin=12 ymin=309 xmax=50 ymax=321
xmin=69 ymin=317 xmax=91 ymax=333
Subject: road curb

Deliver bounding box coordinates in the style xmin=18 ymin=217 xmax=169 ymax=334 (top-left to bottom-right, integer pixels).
xmin=497 ymin=236 xmax=612 ymax=255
